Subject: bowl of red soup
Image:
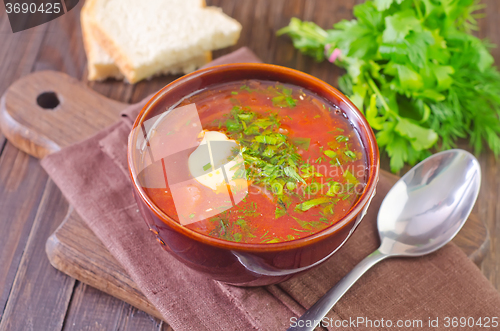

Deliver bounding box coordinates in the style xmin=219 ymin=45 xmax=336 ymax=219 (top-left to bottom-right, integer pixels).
xmin=128 ymin=63 xmax=379 ymax=286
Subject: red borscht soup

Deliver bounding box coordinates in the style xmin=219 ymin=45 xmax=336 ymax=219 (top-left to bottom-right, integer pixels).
xmin=140 ymin=80 xmax=367 ymax=244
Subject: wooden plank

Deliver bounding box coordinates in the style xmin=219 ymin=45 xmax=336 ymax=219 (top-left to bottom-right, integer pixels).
xmin=0 ymin=180 xmax=75 ymax=331
xmin=455 ymin=214 xmax=490 ymax=265
xmin=129 ymin=75 xmax=179 ymax=105
xmin=0 ymin=9 xmax=48 ymax=96
xmin=46 ymin=212 xmax=163 ymax=321
xmin=31 ymin=0 xmax=87 ymax=79
xmin=229 ymin=0 xmax=258 ymax=57
xmin=0 ymin=143 xmax=49 ymax=320
xmin=476 ymin=0 xmax=500 ymax=292
xmin=86 ymin=80 xmax=136 ymax=104
xmin=115 ymin=307 xmax=170 ymax=331
xmin=0 ymin=2 xmax=54 ymax=323
xmin=62 ymin=283 xmax=167 ymax=331
xmin=478 ymin=152 xmax=500 ymax=289
xmin=238 ymin=0 xmax=269 ymax=61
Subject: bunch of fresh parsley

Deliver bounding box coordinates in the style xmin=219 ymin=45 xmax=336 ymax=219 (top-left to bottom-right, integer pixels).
xmin=278 ymin=0 xmax=500 ymax=172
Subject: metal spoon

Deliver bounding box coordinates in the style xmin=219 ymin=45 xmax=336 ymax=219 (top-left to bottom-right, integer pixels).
xmin=288 ymin=149 xmax=481 ymax=331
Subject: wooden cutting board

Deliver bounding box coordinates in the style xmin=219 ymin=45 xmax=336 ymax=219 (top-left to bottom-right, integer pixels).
xmin=0 ymin=71 xmax=490 ymax=322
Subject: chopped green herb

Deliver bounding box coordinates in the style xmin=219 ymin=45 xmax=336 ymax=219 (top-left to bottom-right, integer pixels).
xmin=240 ymin=85 xmax=251 ymax=92
xmin=284 ymin=166 xmax=307 ymax=184
xmin=272 ymin=96 xmax=285 ymax=106
xmin=234 ymin=233 xmax=242 ymax=242
xmin=262 ymin=146 xmax=276 ymax=158
xmin=290 ymin=137 xmax=311 ymax=151
xmin=203 ymin=163 xmax=212 ymax=171
xmin=295 ymin=197 xmax=332 ymax=212
xmin=226 ymin=119 xmax=242 ymax=132
xmin=271 ymin=86 xmax=298 ymax=108
xmin=271 ymin=181 xmax=284 ymax=195
xmin=303 ymin=182 xmax=321 ymax=196
xmin=324 ymin=150 xmax=337 ymax=158
xmin=286 ymin=97 xmax=297 ymax=107
xmin=275 ymin=206 xmax=287 ymax=219
xmin=344 ymin=150 xmax=357 ymax=160
xmin=336 ymin=135 xmax=349 ymax=142
xmin=319 ymin=217 xmax=329 ymax=224
xmin=329 ymin=158 xmax=341 ymax=167
xmin=326 ymin=181 xmax=341 ymax=196
xmin=255 ymin=135 xmax=282 ymax=145
xmin=343 ymin=170 xmax=359 ymax=185
xmin=291 ymin=227 xmax=311 ymax=233
xmin=238 ymin=113 xmax=254 ymax=122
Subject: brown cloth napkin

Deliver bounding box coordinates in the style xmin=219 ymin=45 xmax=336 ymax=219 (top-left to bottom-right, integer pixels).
xmin=41 ymin=48 xmax=500 ymax=331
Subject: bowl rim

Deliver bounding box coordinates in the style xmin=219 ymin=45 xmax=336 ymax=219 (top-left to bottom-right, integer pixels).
xmin=128 ymin=63 xmax=380 ymax=253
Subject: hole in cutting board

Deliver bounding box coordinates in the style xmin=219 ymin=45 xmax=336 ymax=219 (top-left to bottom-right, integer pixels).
xmin=36 ymin=92 xmax=60 ymax=110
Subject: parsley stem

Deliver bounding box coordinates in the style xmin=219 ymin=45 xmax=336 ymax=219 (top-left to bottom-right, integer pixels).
xmin=365 ymin=73 xmax=397 ymax=118
xmin=276 ymin=18 xmax=328 ymax=44
xmin=414 ymin=0 xmax=424 ymax=21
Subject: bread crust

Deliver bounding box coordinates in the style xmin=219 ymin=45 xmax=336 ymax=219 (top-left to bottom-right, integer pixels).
xmin=81 ymin=0 xmax=123 ymax=80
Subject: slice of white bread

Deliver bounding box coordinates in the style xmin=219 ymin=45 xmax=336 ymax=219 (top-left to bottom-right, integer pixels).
xmin=85 ymin=0 xmax=242 ymax=83
xmin=81 ymin=0 xmax=212 ymax=81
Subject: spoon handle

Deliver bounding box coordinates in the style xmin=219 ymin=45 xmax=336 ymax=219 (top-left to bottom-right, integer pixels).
xmin=287 ymin=249 xmax=389 ymax=331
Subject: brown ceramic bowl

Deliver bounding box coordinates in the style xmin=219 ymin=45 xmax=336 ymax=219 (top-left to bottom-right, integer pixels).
xmin=127 ymin=63 xmax=379 ymax=286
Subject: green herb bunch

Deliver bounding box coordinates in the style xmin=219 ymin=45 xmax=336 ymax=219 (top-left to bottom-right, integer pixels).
xmin=278 ymin=0 xmax=500 ymax=172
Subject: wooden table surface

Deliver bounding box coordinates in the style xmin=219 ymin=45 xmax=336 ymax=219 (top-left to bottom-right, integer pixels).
xmin=0 ymin=1 xmax=499 ymax=330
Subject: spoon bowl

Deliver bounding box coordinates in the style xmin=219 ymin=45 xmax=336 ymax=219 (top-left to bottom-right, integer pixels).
xmin=288 ymin=149 xmax=481 ymax=331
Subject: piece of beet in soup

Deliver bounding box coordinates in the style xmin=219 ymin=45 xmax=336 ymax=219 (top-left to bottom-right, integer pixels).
xmin=139 ymin=79 xmax=368 ymax=244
